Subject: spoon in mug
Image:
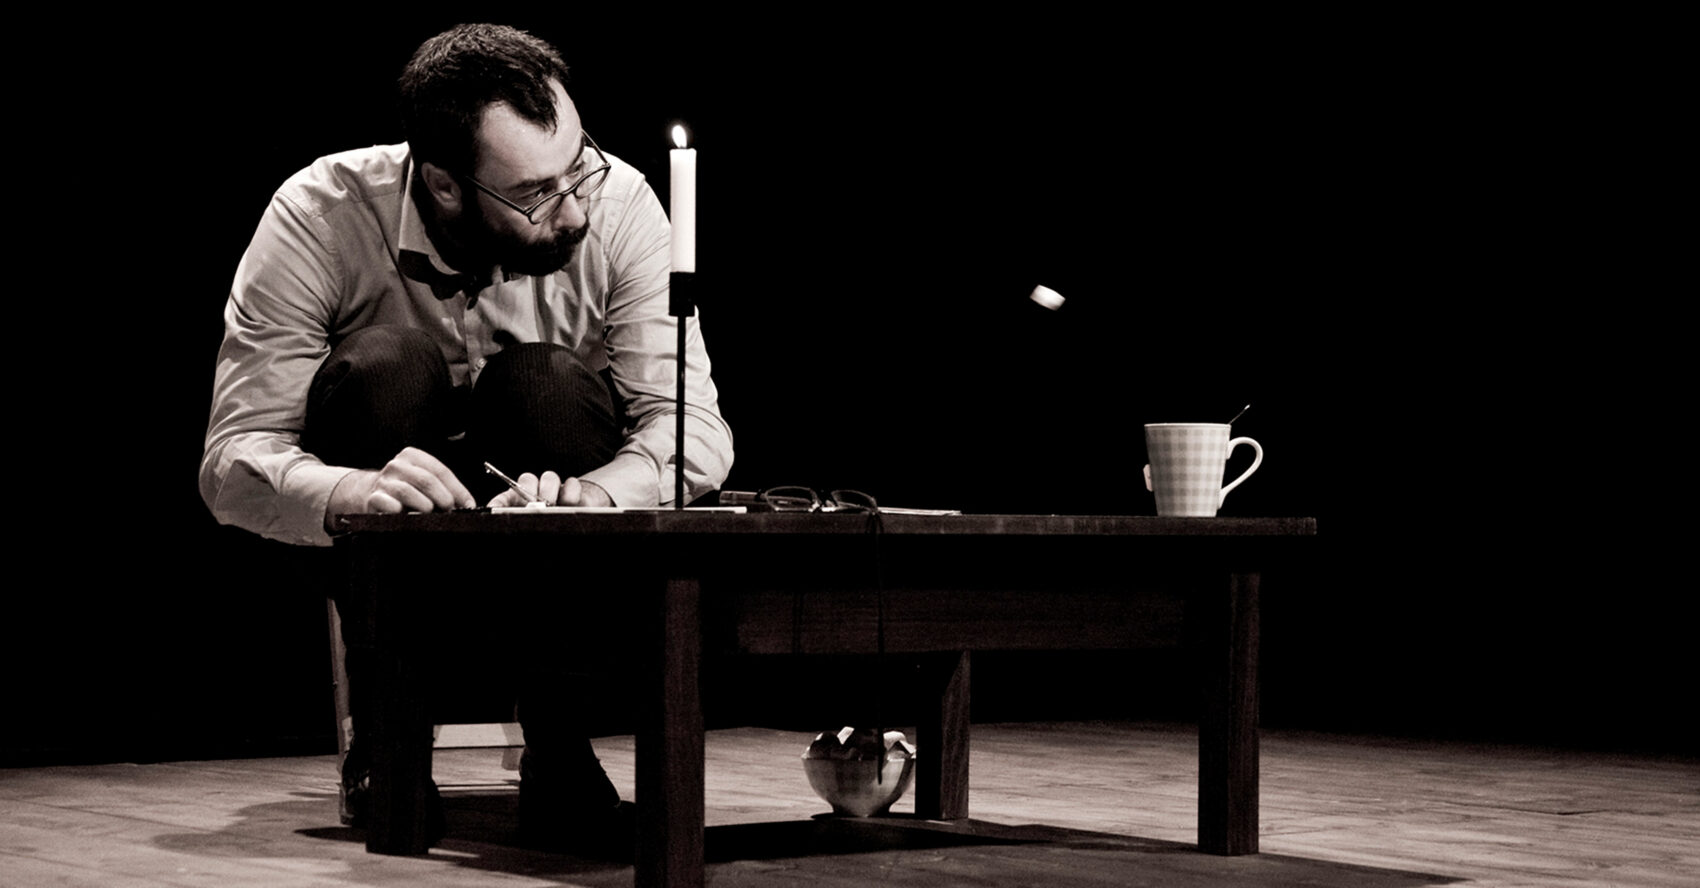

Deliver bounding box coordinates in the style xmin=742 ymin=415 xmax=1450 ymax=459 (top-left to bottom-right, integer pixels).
xmin=1228 ymin=403 xmax=1251 ymax=425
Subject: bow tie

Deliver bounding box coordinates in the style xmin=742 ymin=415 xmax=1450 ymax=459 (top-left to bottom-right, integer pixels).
xmin=401 ymin=251 xmax=489 ymax=302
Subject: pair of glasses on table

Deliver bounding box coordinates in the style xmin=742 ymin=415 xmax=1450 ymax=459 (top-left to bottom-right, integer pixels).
xmin=718 ymin=487 xmax=880 ymax=513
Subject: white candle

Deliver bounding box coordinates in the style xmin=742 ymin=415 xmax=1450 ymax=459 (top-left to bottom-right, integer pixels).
xmin=669 ymin=124 xmax=696 ymax=272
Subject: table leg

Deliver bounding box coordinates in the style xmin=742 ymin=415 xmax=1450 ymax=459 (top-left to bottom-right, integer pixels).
xmin=636 ymin=577 xmax=704 ymax=888
xmin=351 ymin=538 xmax=435 ymax=855
xmin=914 ymin=650 xmax=971 ymax=820
xmin=1198 ymin=570 xmax=1260 ymax=855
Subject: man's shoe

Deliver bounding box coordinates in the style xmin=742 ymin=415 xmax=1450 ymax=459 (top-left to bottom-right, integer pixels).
xmin=516 ymin=748 xmax=634 ymax=858
xmin=340 ymin=746 xmax=446 ymax=845
xmin=339 ymin=750 xmax=366 ymax=827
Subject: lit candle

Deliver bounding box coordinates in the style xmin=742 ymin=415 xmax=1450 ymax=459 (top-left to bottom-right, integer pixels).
xmin=669 ymin=124 xmax=696 ymax=272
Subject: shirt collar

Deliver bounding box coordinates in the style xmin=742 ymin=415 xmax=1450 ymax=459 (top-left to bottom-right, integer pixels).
xmin=398 ymin=158 xmax=460 ymax=276
xmin=398 ymin=156 xmax=493 ymax=297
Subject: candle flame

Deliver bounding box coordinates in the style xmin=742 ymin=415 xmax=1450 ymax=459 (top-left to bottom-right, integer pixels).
xmin=671 ymin=124 xmax=689 ymax=149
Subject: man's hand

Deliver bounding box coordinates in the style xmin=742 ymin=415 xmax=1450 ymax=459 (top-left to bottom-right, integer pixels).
xmin=325 ymin=447 xmax=477 ymax=532
xmin=486 ymin=471 xmax=613 ymax=508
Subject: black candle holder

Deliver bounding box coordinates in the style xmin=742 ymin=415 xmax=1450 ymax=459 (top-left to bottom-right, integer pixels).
xmin=669 ymin=271 xmax=697 ymax=509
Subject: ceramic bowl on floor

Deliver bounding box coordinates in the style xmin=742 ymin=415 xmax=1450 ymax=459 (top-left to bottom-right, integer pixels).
xmin=801 ymin=727 xmax=917 ymax=817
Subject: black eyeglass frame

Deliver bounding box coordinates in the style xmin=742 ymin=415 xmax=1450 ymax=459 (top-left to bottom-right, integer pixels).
xmin=463 ymin=131 xmax=611 ymax=225
xmin=757 ymin=486 xmax=880 ymax=514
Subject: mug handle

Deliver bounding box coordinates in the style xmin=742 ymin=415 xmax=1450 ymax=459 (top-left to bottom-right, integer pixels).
xmin=1218 ymin=437 xmax=1264 ymax=506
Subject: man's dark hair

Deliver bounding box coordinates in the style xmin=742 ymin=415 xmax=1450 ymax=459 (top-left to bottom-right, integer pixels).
xmin=398 ymin=24 xmax=571 ymax=174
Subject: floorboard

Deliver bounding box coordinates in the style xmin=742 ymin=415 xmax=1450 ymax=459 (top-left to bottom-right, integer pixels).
xmin=1 ymin=722 xmax=1693 ymax=887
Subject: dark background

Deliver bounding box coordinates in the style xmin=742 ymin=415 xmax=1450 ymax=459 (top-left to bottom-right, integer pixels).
xmin=8 ymin=15 xmax=1687 ymax=765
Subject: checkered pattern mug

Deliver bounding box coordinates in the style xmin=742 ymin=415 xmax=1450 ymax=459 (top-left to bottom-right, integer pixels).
xmin=1142 ymin=423 xmax=1264 ymax=517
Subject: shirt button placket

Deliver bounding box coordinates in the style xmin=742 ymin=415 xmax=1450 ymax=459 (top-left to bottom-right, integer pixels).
xmin=460 ymin=290 xmax=487 ymax=385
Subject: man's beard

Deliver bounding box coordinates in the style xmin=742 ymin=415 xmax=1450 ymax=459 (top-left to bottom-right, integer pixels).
xmin=448 ymin=199 xmax=589 ymax=277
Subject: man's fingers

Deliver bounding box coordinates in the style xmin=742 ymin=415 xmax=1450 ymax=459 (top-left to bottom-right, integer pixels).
xmin=364 ymin=487 xmax=405 ymax=515
xmin=375 ymin=448 xmax=475 ymax=512
xmin=383 ymin=462 xmax=456 ymax=511
xmin=373 ymin=468 xmax=442 ymax=513
xmin=396 ymin=447 xmax=477 ymax=509
xmin=538 ymin=471 xmax=563 ymax=505
xmin=476 ymin=469 xmax=608 ymax=509
xmin=558 ymin=477 xmax=613 ymax=507
xmin=485 ymin=471 xmax=550 ymax=508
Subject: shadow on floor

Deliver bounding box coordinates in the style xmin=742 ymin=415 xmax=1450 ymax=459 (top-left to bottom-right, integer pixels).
xmin=162 ymin=788 xmax=1465 ymax=888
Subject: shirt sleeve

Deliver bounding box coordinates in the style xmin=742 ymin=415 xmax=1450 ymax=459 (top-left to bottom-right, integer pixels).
xmin=199 ymin=188 xmax=354 ymax=546
xmin=580 ymin=175 xmax=734 ymax=507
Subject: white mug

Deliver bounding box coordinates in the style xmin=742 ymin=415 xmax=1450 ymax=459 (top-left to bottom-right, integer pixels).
xmin=1143 ymin=423 xmax=1263 ymax=517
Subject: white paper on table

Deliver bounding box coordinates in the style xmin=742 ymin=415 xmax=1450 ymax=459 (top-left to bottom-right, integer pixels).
xmin=490 ymin=505 xmax=748 ymax=514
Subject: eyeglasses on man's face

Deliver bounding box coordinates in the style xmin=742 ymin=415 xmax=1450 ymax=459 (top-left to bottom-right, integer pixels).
xmin=465 ymin=131 xmax=611 ymax=225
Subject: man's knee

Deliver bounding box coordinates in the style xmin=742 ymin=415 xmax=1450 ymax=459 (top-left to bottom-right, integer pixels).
xmin=472 ymin=343 xmax=621 ymax=476
xmin=304 ymin=325 xmax=455 ymax=468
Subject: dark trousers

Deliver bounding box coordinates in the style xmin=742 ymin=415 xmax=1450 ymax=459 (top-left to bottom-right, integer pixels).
xmin=314 ymin=325 xmax=625 ymax=806
xmin=303 ymin=325 xmax=623 ymax=502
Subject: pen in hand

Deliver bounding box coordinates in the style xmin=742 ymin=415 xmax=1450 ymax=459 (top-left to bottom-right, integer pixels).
xmin=484 ymin=461 xmax=545 ymax=505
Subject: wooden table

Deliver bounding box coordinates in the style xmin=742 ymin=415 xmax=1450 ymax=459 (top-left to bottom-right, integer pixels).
xmin=337 ymin=511 xmax=1315 ymax=887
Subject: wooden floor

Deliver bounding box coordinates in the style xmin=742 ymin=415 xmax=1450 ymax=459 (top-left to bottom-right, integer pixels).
xmin=1 ymin=721 xmax=1694 ymax=888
